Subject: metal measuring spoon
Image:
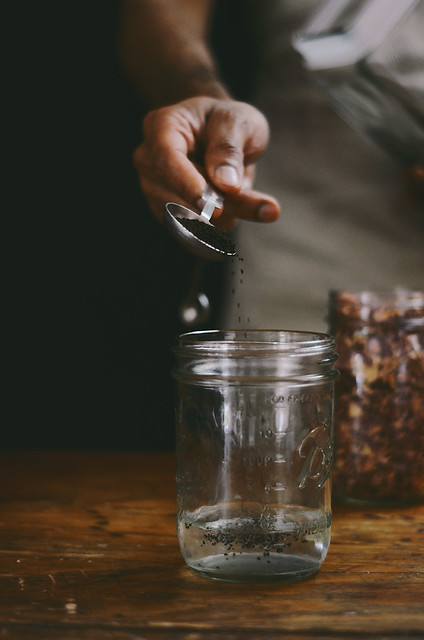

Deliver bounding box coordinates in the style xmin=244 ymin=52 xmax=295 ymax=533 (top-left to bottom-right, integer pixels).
xmin=164 ymin=185 xmax=236 ymax=261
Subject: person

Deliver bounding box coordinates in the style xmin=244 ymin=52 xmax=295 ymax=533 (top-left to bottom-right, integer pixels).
xmin=120 ymin=0 xmax=280 ymax=229
xmin=5 ymin=0 xmax=279 ymax=450
xmin=222 ymin=0 xmax=424 ymax=332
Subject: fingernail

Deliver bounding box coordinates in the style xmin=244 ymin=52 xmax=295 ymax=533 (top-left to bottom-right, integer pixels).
xmin=215 ymin=165 xmax=240 ymax=188
xmin=257 ymin=203 xmax=278 ymax=222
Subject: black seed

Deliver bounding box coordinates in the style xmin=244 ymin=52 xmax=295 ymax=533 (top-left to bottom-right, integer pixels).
xmin=178 ymin=218 xmax=236 ymax=255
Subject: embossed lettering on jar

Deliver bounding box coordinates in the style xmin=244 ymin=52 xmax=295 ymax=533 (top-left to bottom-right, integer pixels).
xmin=173 ymin=330 xmax=338 ymax=582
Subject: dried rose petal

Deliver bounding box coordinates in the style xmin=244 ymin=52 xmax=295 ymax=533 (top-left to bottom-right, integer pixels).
xmin=329 ymin=290 xmax=424 ymax=505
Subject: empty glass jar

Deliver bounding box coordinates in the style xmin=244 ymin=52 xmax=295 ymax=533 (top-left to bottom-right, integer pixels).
xmin=173 ymin=330 xmax=338 ymax=582
xmin=329 ymin=290 xmax=424 ymax=506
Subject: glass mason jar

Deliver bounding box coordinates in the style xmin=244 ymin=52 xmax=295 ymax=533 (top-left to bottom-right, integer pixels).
xmin=329 ymin=290 xmax=424 ymax=506
xmin=173 ymin=330 xmax=338 ymax=583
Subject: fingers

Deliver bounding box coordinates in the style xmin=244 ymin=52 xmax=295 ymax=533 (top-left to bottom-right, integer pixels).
xmin=204 ymin=102 xmax=270 ymax=194
xmin=133 ymin=97 xmax=278 ymax=225
xmin=133 ymin=103 xmax=209 ymax=221
xmin=215 ymin=188 xmax=280 ymax=226
xmin=201 ymin=102 xmax=279 ymax=224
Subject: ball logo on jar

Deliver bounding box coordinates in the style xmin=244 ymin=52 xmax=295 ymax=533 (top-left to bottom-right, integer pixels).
xmin=297 ymin=423 xmax=333 ymax=489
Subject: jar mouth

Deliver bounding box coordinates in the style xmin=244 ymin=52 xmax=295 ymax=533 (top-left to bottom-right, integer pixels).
xmin=174 ymin=330 xmax=338 ymax=385
xmin=328 ymin=289 xmax=424 ymax=330
xmin=329 ymin=288 xmax=424 ymax=312
xmin=173 ymin=329 xmax=337 ymax=386
xmin=176 ymin=329 xmax=336 ymax=356
xmin=179 ymin=329 xmax=332 ymax=349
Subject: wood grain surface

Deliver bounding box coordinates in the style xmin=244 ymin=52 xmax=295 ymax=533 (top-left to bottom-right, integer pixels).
xmin=0 ymin=451 xmax=423 ymax=639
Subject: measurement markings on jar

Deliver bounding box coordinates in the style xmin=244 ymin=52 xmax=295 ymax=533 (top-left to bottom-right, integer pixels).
xmin=263 ymin=453 xmax=288 ymax=496
xmin=260 ymin=428 xmax=287 ymax=440
xmin=268 ymin=393 xmax=325 ymax=406
xmin=243 ymin=453 xmax=273 ymax=467
xmin=264 ymin=481 xmax=287 ymax=495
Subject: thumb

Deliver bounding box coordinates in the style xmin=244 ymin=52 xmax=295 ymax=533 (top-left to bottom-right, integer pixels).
xmin=203 ymin=102 xmax=269 ymax=193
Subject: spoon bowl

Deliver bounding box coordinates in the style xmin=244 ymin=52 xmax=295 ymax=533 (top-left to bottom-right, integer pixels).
xmin=164 ymin=186 xmax=236 ymax=261
xmin=164 ymin=203 xmax=236 ymax=261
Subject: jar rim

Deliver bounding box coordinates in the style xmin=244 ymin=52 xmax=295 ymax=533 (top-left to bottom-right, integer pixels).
xmin=176 ymin=329 xmax=335 ymax=355
xmin=329 ymin=288 xmax=424 ymax=311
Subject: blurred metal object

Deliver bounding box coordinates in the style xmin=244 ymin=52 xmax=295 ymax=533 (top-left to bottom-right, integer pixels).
xmin=179 ymin=260 xmax=211 ymax=328
xmin=292 ymin=0 xmax=424 ymax=167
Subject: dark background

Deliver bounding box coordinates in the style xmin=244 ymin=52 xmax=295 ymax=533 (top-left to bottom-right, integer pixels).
xmin=4 ymin=0 xmax=255 ymax=450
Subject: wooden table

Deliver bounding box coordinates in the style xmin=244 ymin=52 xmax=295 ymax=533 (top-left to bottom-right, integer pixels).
xmin=0 ymin=451 xmax=422 ymax=639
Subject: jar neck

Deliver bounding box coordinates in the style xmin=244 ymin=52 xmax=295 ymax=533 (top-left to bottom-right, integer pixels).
xmin=328 ymin=290 xmax=424 ymax=334
xmin=174 ymin=330 xmax=338 ymax=385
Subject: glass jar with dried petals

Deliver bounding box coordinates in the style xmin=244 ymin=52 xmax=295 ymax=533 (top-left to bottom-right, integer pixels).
xmin=329 ymin=290 xmax=424 ymax=506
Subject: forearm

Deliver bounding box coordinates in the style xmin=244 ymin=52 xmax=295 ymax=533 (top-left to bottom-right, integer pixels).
xmin=118 ymin=0 xmax=230 ymax=107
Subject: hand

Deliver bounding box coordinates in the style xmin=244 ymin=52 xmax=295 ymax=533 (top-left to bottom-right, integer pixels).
xmin=133 ymin=97 xmax=280 ymax=229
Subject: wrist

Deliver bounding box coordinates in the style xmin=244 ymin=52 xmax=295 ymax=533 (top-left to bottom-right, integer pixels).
xmin=140 ymin=50 xmax=231 ymax=108
xmin=171 ymin=63 xmax=230 ymax=104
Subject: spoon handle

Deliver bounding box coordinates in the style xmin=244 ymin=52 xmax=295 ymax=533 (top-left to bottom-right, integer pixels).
xmin=199 ymin=185 xmax=224 ymax=221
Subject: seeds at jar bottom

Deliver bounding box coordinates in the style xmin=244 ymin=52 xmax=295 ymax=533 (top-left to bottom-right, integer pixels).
xmin=179 ymin=505 xmax=331 ymax=581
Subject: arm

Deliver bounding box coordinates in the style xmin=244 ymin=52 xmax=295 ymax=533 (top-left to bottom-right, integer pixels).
xmin=118 ymin=0 xmax=280 ymax=227
xmin=118 ymin=0 xmax=227 ymax=107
